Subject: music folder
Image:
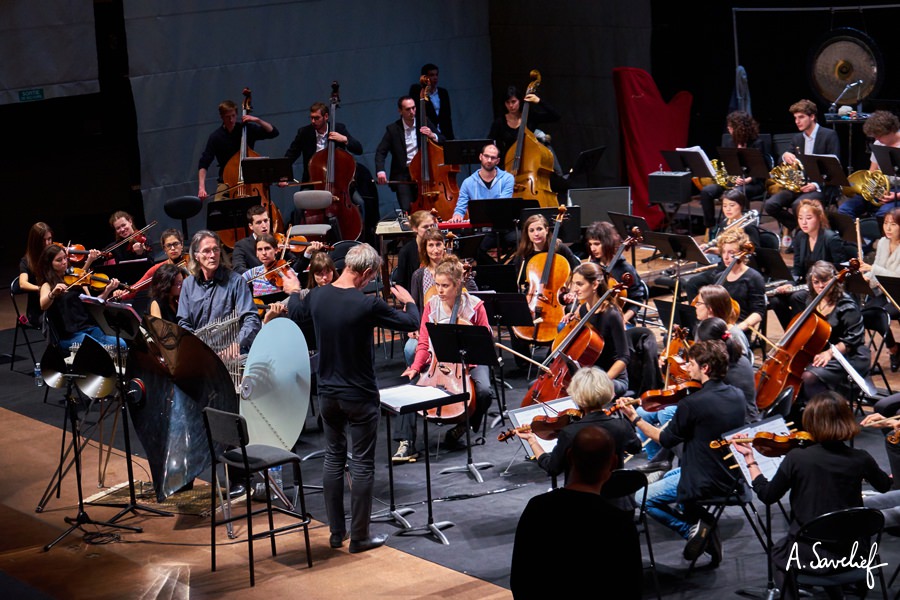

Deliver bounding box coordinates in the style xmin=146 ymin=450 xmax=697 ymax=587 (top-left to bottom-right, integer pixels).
xmin=241 ymin=157 xmax=294 ymax=184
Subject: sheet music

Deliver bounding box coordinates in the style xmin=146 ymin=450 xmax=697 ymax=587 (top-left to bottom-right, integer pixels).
xmin=676 ymin=145 xmax=716 ymax=178
xmin=507 ymin=397 xmax=579 ymax=457
xmin=379 ymin=383 xmax=456 ymax=411
xmin=720 ymin=415 xmax=789 ymax=484
xmin=830 ymin=344 xmax=877 ymax=397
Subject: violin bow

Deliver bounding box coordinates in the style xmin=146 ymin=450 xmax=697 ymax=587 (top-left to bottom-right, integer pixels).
xmin=663 ymin=277 xmax=680 ymax=387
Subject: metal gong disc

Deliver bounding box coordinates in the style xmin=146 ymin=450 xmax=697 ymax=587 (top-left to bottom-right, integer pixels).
xmin=808 ymin=27 xmax=883 ymax=107
xmin=72 ymin=335 xmax=118 ymax=399
xmin=240 ymin=318 xmax=310 ymax=451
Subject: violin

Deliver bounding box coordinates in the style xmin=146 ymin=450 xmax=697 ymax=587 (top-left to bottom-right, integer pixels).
xmin=710 ymin=431 xmax=814 ymax=458
xmin=660 ymin=324 xmax=693 ymax=385
xmin=497 ymin=409 xmax=583 ymax=442
xmin=54 ymin=242 xmax=91 ymax=265
xmin=264 ymin=259 xmax=290 ymax=288
xmin=63 ymin=268 xmax=133 ymax=293
xmin=605 ymin=381 xmax=701 ymax=415
xmin=755 ymin=259 xmax=860 ymax=410
xmin=513 ymin=206 xmax=571 ymax=345
xmin=505 ymin=70 xmax=557 ymax=208
xmin=102 ymin=221 xmax=157 ymax=259
xmin=274 ymin=232 xmax=334 ymax=253
xmin=408 ymin=75 xmax=460 ymax=221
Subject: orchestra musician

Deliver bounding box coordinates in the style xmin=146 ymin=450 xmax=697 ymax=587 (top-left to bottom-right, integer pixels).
xmin=794 ymin=261 xmax=870 ymax=408
xmin=510 ymin=426 xmax=642 ymax=600
xmin=197 ymin=98 xmax=279 ymax=200
xmin=860 ymin=392 xmax=900 ymax=486
xmin=583 ymin=221 xmax=646 ymax=324
xmin=288 ymin=243 xmax=419 ymax=553
xmin=232 ymin=205 xmax=295 ymax=275
xmin=837 ymin=110 xmax=900 ymax=219
xmin=241 ymin=234 xmax=299 ymax=297
xmin=38 ymin=244 xmax=123 ymax=351
xmin=560 ymin=262 xmax=630 ymax=396
xmin=700 ymin=189 xmax=761 ymax=256
xmin=616 ymin=340 xmax=746 ymax=568
xmin=19 ymin=222 xmax=55 ymax=328
xmin=861 ymin=207 xmax=900 ymax=371
xmin=732 ymin=391 xmax=892 ymax=600
xmin=763 ymin=99 xmax=840 ymax=236
xmin=450 ymin=143 xmax=514 ymax=222
xmin=148 ymin=263 xmax=185 ymax=322
xmin=106 ymin=210 xmax=152 ymax=264
xmin=693 ymin=284 xmax=753 ymax=362
xmin=699 ymin=111 xmax=769 ymax=232
xmin=395 ymin=209 xmax=436 ymax=290
xmin=407 ymin=63 xmax=454 ymax=140
xmin=488 ymin=85 xmax=560 ymax=162
xmin=374 ymin=96 xmax=444 ymax=212
xmin=515 ymin=367 xmax=641 ymax=479
xmin=769 ymin=199 xmax=849 ymax=330
xmin=176 ymin=230 xmax=260 ymax=355
xmin=114 ymin=228 xmax=186 ymax=301
xmin=395 ymin=255 xmax=492 ymax=461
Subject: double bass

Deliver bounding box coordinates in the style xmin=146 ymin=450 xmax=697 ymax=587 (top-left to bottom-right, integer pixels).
xmin=754 ymin=259 xmax=860 ymax=409
xmin=513 ymin=206 xmax=571 ymax=345
xmin=504 ymin=70 xmax=558 ymax=208
xmin=307 ymin=81 xmax=363 ymax=241
xmin=408 ymin=75 xmax=460 ymax=221
xmin=219 ymin=88 xmax=286 ymax=248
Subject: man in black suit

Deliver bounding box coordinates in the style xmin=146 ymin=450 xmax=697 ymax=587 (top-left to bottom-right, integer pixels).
xmin=283 ymin=101 xmax=363 ymax=184
xmin=374 ymin=96 xmax=444 ymax=212
xmin=764 ymin=99 xmax=841 ymax=234
xmin=407 ymin=63 xmax=454 ymax=141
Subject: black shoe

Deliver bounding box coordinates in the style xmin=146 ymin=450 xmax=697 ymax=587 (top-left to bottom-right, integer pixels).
xmin=705 ymin=528 xmax=722 ymax=567
xmin=228 ymin=483 xmax=249 ymax=499
xmin=443 ymin=423 xmax=467 ymax=449
xmin=683 ymin=520 xmax=712 ymax=561
xmin=632 ymin=460 xmax=672 ymax=474
xmin=330 ymin=532 xmax=349 ymax=548
xmin=890 ymin=351 xmax=900 ymax=373
xmin=349 ymin=533 xmax=388 ymax=554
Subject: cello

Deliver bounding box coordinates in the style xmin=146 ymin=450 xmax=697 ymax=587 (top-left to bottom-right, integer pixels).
xmin=219 ymin=88 xmax=286 ymax=248
xmin=521 ymin=274 xmax=631 ymax=407
xmin=504 ymin=70 xmax=558 ymax=208
xmin=513 ymin=206 xmax=571 ymax=345
xmin=754 ymin=259 xmax=860 ymax=409
xmin=307 ymin=81 xmax=363 ymax=241
xmin=408 ymin=75 xmax=460 ymax=222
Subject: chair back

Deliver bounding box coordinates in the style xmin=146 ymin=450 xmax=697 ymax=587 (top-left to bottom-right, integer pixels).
xmin=757 ymin=228 xmax=780 ymax=251
xmin=203 ymin=406 xmax=250 ymax=449
xmin=862 ymin=306 xmax=890 ymax=336
xmin=293 ymin=190 xmax=333 ymax=211
xmin=330 ymin=240 xmax=361 ymax=271
xmin=772 ymin=133 xmax=795 ymax=159
xmin=763 ymin=385 xmax=794 ymax=420
xmin=601 ymin=469 xmax=649 ymax=503
xmin=796 ymin=507 xmax=885 ymax=578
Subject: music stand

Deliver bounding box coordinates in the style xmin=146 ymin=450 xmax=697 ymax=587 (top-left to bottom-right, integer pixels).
xmin=42 ymin=343 xmax=141 ymax=551
xmin=473 ymin=264 xmax=519 ymax=293
xmin=81 ymin=298 xmax=174 ymax=523
xmin=425 ymin=322 xmax=499 ymax=483
xmin=468 ymin=198 xmax=539 ymax=259
xmin=876 ymin=275 xmax=900 ymax=312
xmin=470 ymin=291 xmax=535 ymax=428
xmin=798 ymin=153 xmax=849 ymax=188
xmin=565 ymin=146 xmax=606 ymax=188
xmin=442 ymin=139 xmax=492 ymax=174
xmin=609 ymin=212 xmax=650 ymax=266
xmin=240 ymin=157 xmax=294 ymax=185
xmin=654 ymin=299 xmax=699 ymax=334
xmin=751 ymin=248 xmax=795 ymax=284
xmin=448 ymin=234 xmax=486 ymax=262
xmin=641 ymin=231 xmax=711 ymax=282
xmin=674 ymin=148 xmax=715 ymax=179
xmin=871 ymin=146 xmax=900 ymax=179
xmin=206 ymin=196 xmax=261 ymax=241
xmin=717 ymin=147 xmax=770 ymax=181
xmin=661 ymin=150 xmax=688 ymax=172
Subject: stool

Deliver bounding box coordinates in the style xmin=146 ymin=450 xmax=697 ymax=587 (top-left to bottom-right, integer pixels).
xmin=164 ymin=195 xmax=203 ymax=241
xmin=292 ymin=191 xmax=334 ymax=240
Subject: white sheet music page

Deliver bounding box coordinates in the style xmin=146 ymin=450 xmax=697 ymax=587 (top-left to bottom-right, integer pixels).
xmin=720 ymin=415 xmax=790 ymax=484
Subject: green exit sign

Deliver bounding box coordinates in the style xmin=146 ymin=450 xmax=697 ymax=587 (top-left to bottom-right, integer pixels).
xmin=19 ymin=89 xmax=44 ymax=102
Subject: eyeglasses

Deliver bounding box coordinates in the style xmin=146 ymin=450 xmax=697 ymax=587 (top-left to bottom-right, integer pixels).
xmin=165 ymin=242 xmax=183 ymax=249
xmin=197 ymin=247 xmax=221 ymax=256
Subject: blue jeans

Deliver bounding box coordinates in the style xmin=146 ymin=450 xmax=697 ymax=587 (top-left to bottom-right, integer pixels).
xmin=403 ymin=336 xmax=417 ymax=367
xmin=643 ymin=467 xmax=691 ymax=538
xmin=319 ymin=394 xmax=380 ymax=541
xmin=838 ymin=194 xmax=899 ymax=219
xmin=635 ymin=405 xmax=677 ymax=461
xmin=60 ymin=326 xmax=127 ymax=352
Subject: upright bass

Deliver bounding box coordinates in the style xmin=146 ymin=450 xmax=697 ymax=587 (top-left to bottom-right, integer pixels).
xmin=755 ymin=259 xmax=860 ymax=409
xmin=219 ymin=88 xmax=286 ymax=248
xmin=307 ymin=81 xmax=363 ymax=241
xmin=505 ymin=70 xmax=558 ymax=208
xmin=408 ymin=75 xmax=460 ymax=222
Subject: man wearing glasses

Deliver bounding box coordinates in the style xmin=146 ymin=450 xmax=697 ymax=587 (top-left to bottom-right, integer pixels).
xmin=449 ymin=143 xmax=514 ymax=222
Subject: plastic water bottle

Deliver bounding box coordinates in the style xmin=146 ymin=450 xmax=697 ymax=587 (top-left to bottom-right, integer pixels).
xmin=270 ymin=465 xmax=282 ymax=491
xmin=34 ymin=362 xmax=43 ymax=387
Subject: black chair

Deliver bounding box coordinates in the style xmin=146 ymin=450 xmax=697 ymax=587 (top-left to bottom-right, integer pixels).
xmin=164 ymin=195 xmax=202 ymax=242
xmin=788 ymin=507 xmax=888 ymax=599
xmin=7 ymin=276 xmax=43 ymax=370
xmin=761 ymin=386 xmax=794 ymax=421
xmin=202 ymin=407 xmax=312 ymax=587
xmin=757 ymin=228 xmax=780 ymax=251
xmin=330 ymin=239 xmax=360 ymax=272
xmin=862 ymin=306 xmax=893 ymax=395
xmin=602 ymin=469 xmax=660 ymax=600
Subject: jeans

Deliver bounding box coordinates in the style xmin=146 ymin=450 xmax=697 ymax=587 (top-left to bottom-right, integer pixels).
xmin=635 ymin=405 xmax=677 ymax=461
xmin=319 ymin=394 xmax=380 ymax=541
xmin=60 ymin=326 xmax=128 ymax=352
xmin=643 ymin=467 xmax=691 ymax=538
xmin=838 ymin=194 xmax=899 ymax=219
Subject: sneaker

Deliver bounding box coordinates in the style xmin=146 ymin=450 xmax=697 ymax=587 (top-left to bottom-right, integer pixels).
xmin=392 ymin=441 xmax=418 ymax=463
xmin=683 ymin=520 xmax=712 ymax=561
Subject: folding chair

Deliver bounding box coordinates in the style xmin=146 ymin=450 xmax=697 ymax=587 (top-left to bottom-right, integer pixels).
xmin=862 ymin=306 xmax=893 ymax=395
xmin=6 ymin=276 xmax=44 ymax=370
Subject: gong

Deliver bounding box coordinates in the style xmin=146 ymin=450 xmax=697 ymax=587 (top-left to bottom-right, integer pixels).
xmin=808 ymin=27 xmax=884 ymax=108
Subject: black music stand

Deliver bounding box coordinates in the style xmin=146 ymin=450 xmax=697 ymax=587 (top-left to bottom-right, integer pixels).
xmin=379 ymin=381 xmax=468 ymax=545
xmin=470 ymin=292 xmax=535 ymax=428
xmin=751 ymin=248 xmax=795 ymax=284
xmin=564 ymin=146 xmax=606 ymax=188
xmin=798 ymin=153 xmax=849 ymax=189
xmin=241 ymin=157 xmax=294 ymax=185
xmin=426 ymin=322 xmax=498 ymax=483
xmin=473 ymin=264 xmax=518 ymax=293
xmin=871 ymin=146 xmax=900 ymax=180
xmin=661 ymin=150 xmax=688 ymax=172
xmin=82 ymin=298 xmax=174 ymax=523
xmin=448 ymin=234 xmax=486 ymax=262
xmin=876 ymin=275 xmax=900 ymax=311
xmin=642 ymin=231 xmax=711 ymax=286
xmin=443 ymin=139 xmax=492 ymax=176
xmin=609 ymin=212 xmax=650 ymax=266
xmin=674 ymin=148 xmax=715 ymax=179
xmin=654 ymin=299 xmax=699 ymax=334
xmin=468 ymin=198 xmax=539 ymax=260
xmin=206 ymin=196 xmax=261 ymax=240
xmin=42 ymin=344 xmax=141 ymax=551
xmin=717 ymin=147 xmax=770 ymax=181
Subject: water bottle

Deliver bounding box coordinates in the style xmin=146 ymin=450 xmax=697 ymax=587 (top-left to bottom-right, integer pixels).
xmin=270 ymin=465 xmax=283 ymax=491
xmin=34 ymin=362 xmax=43 ymax=387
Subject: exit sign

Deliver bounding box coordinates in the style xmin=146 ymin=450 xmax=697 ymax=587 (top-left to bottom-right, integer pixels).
xmin=19 ymin=89 xmax=44 ymax=102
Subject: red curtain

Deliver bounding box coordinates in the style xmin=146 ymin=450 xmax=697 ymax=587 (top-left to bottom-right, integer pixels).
xmin=613 ymin=67 xmax=692 ymax=230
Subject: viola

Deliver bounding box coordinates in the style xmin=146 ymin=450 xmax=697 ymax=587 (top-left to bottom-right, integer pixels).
xmin=505 ymin=70 xmax=558 ymax=208
xmin=219 ymin=88 xmax=286 ymax=248
xmin=63 ymin=268 xmax=133 ymax=293
xmin=497 ymin=409 xmax=583 ymax=442
xmin=513 ymin=205 xmax=571 ymax=345
xmin=521 ymin=274 xmax=631 ymax=407
xmin=54 ymin=242 xmax=91 ymax=265
xmin=710 ymin=431 xmax=814 ymax=458
xmin=601 ymin=227 xmax=643 ymax=309
xmin=889 ymin=430 xmax=900 ymax=445
xmin=307 ymin=81 xmax=362 ymax=240
xmin=605 ymin=381 xmax=701 ymax=416
xmin=408 ymin=75 xmax=460 ymax=221
xmin=755 ymin=259 xmax=860 ymax=410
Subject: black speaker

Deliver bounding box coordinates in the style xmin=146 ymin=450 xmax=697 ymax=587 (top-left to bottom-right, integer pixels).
xmin=648 ymin=171 xmax=692 ymax=204
xmin=567 ymin=187 xmax=631 ymax=226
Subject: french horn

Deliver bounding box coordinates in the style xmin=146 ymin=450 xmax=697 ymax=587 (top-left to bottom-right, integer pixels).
xmin=843 ymin=169 xmax=890 ymax=206
xmin=769 ymin=159 xmax=806 ymax=193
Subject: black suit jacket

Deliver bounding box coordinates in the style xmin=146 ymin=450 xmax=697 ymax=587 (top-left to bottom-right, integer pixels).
xmin=406 ymin=85 xmax=454 ymax=140
xmin=374 ymin=117 xmax=444 ymax=181
xmin=791 ymin=228 xmax=849 ymax=281
xmin=789 ymin=124 xmax=841 ymax=160
xmin=283 ymin=122 xmax=363 ymax=183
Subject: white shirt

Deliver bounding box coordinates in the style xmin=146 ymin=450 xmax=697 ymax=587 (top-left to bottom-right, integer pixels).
xmin=403 ymin=120 xmax=417 ymax=165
